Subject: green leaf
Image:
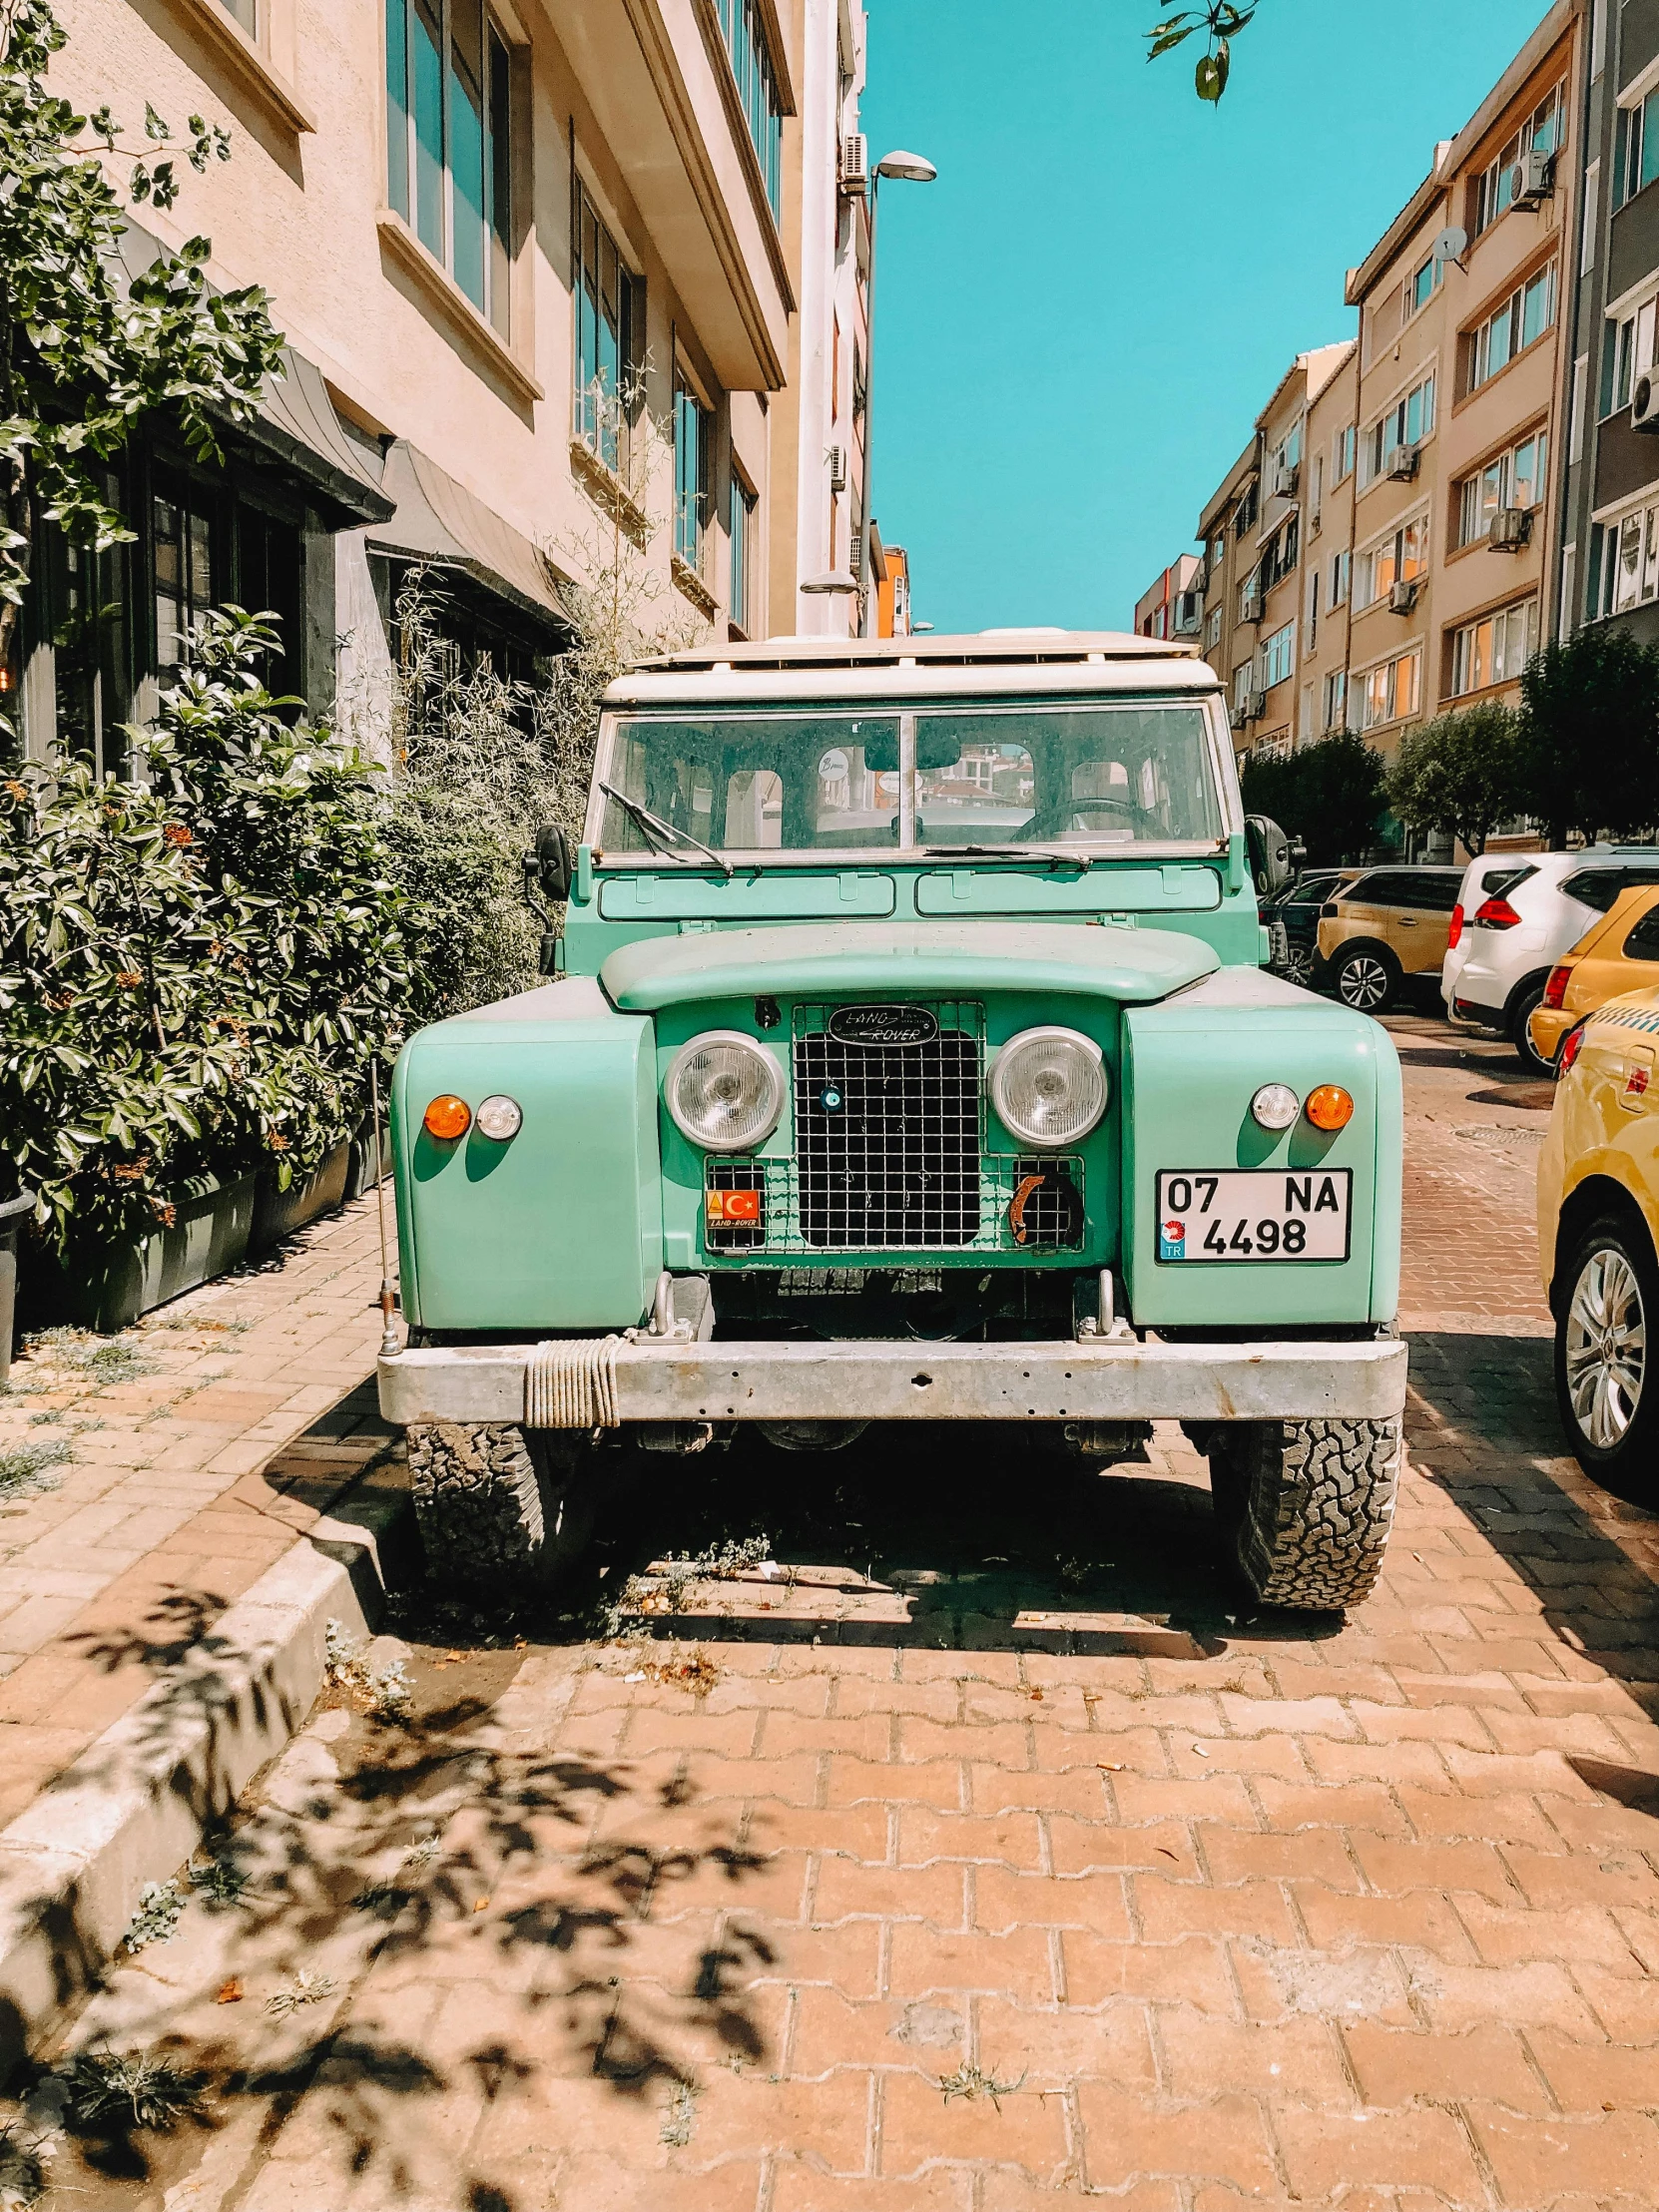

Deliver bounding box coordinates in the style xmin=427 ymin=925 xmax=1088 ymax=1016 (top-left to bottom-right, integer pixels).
xmin=1196 ymin=43 xmax=1230 ymax=100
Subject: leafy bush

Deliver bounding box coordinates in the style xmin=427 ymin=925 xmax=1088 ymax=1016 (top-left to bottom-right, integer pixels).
xmin=1240 ymin=730 xmax=1388 ymax=867
xmin=0 ymin=610 xmax=409 ymax=1252
xmin=1387 ymin=703 xmax=1527 ymax=856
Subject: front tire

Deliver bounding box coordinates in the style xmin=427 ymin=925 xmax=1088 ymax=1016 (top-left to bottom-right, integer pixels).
xmin=407 ymin=1421 xmax=598 ymax=1595
xmin=1207 ymin=1416 xmax=1401 ymax=1611
xmin=1332 ymin=943 xmax=1399 ymax=1014
xmin=1553 ymin=1216 xmax=1657 ymax=1487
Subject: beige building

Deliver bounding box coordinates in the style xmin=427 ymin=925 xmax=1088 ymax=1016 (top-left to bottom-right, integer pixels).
xmin=18 ymin=0 xmax=869 ymax=769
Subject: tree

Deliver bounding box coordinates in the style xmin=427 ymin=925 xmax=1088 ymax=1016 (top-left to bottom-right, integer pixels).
xmin=1240 ymin=729 xmax=1385 ymax=867
xmin=0 ymin=0 xmax=282 ymax=723
xmin=1519 ymin=627 xmax=1659 ymax=846
xmin=1387 ymin=703 xmax=1525 ymax=856
xmin=1146 ymin=3 xmax=1260 ymax=101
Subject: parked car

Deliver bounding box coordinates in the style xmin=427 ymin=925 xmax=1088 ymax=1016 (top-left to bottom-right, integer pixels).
xmin=1527 ymin=885 xmax=1659 ymax=1069
xmin=377 ymin=631 xmax=1408 ymax=1615
xmin=1314 ymin=865 xmax=1464 ymax=1012
xmin=1264 ymin=868 xmax=1364 ymax=986
xmin=1444 ymin=845 xmax=1659 ymax=1073
xmin=1537 ymin=981 xmax=1659 ymax=1482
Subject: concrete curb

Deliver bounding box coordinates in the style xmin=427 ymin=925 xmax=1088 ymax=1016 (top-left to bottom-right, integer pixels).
xmin=0 ymin=1486 xmax=407 ymax=2078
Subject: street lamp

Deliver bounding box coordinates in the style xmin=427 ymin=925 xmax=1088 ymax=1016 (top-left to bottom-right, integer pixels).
xmin=857 ymin=149 xmax=937 ymax=639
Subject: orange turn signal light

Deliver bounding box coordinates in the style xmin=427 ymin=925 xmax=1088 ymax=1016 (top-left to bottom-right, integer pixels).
xmin=423 ymin=1094 xmax=471 ymax=1141
xmin=1305 ymin=1084 xmax=1355 ymax=1133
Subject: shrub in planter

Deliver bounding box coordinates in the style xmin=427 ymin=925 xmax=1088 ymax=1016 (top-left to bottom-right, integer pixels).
xmin=0 ymin=609 xmax=410 ymax=1283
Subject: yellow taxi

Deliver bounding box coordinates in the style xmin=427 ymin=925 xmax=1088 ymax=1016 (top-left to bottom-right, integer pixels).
xmin=1538 ymin=983 xmax=1659 ymax=1479
xmin=1528 ymin=883 xmax=1659 ymax=1069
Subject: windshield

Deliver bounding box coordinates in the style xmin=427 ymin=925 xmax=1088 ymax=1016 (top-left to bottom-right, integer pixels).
xmin=595 ymin=703 xmax=1223 ymax=856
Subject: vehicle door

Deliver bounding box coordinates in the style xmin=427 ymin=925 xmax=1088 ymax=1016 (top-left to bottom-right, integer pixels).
xmin=1386 ymin=870 xmax=1462 ymax=975
xmin=1569 ymin=888 xmax=1659 ymax=1019
xmin=1318 ymin=870 xmax=1396 ymax=964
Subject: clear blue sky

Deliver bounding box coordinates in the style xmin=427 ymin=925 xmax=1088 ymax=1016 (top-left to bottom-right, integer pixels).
xmin=859 ymin=0 xmax=1554 ymax=634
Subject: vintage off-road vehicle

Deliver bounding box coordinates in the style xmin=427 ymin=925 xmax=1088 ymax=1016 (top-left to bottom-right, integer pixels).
xmin=377 ymin=632 xmax=1405 ymax=1610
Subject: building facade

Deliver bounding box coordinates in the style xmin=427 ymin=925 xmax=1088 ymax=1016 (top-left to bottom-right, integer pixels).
xmin=1132 ymin=554 xmax=1204 ymax=644
xmin=12 ymin=0 xmax=868 ymax=773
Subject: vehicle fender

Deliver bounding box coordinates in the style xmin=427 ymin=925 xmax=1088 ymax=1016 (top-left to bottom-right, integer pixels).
xmin=392 ymin=979 xmax=663 ymax=1332
xmin=1501 ymin=965 xmax=1554 ymax=1028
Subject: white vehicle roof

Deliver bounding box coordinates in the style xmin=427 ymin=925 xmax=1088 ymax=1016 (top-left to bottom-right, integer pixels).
xmin=605 ymin=631 xmax=1220 ymax=710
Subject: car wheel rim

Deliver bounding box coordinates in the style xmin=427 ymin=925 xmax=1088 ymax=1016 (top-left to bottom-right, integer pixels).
xmin=1340 ymin=956 xmax=1387 ymax=1009
xmin=1565 ymin=1247 xmax=1646 ymax=1449
xmin=1287 ymin=948 xmax=1313 ymax=984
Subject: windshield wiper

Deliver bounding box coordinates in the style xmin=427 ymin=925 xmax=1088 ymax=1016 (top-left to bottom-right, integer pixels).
xmin=598 ymin=782 xmax=734 ymax=878
xmin=926 ymin=843 xmax=1093 ymax=873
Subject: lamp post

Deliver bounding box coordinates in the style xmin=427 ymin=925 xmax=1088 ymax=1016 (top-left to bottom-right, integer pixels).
xmin=857 ymin=149 xmax=936 ymax=639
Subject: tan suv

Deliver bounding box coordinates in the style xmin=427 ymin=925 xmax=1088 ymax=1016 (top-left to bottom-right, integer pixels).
xmin=1315 ymin=865 xmax=1464 ymax=1012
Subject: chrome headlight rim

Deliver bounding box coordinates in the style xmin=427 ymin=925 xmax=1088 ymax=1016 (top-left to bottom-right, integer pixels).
xmin=665 ymin=1029 xmax=786 ymax=1153
xmin=988 ymin=1024 xmax=1109 ymax=1150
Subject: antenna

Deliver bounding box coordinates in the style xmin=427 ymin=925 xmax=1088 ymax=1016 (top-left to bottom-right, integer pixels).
xmin=1433 ymin=225 xmax=1468 ymax=271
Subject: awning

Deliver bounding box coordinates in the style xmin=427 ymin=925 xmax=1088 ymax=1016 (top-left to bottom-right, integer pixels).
xmin=366 ymin=440 xmax=571 ymax=641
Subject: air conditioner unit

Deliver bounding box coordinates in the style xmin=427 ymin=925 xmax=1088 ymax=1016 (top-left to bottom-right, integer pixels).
xmin=1634 ymin=371 xmax=1659 ymax=432
xmin=1511 ymin=147 xmax=1555 ymax=209
xmin=1385 ymin=443 xmax=1419 ymax=482
xmin=1245 ymin=690 xmax=1268 ymax=722
xmin=1488 ymin=506 xmax=1532 ymax=551
xmin=1387 ymin=578 xmax=1420 ymax=615
xmin=827 ymin=442 xmax=847 ymax=492
xmin=1229 ymin=703 xmax=1249 ymax=732
xmin=838 ymin=133 xmax=868 ymax=196
xmin=1191 ymin=561 xmax=1209 ymax=593
xmin=1270 ymin=459 xmax=1300 ymax=501
xmin=1241 ymin=578 xmax=1264 ymax=623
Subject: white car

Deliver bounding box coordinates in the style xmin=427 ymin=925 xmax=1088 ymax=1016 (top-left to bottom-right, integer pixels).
xmin=1442 ymin=844 xmax=1659 ymax=1071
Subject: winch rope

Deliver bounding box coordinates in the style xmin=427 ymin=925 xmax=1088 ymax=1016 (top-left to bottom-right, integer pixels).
xmin=525 ymin=1336 xmax=624 ymax=1429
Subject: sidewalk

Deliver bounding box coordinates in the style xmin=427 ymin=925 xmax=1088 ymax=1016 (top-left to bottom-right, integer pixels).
xmin=0 ymin=1199 xmax=393 ymax=1830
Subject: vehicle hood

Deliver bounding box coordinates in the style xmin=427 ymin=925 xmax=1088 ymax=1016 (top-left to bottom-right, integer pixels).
xmin=599 ymin=920 xmax=1220 ymax=1011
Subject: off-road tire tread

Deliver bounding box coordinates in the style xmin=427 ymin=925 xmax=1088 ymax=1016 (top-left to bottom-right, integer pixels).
xmin=408 ymin=1421 xmax=592 ymax=1593
xmin=1210 ymin=1415 xmax=1400 ymax=1610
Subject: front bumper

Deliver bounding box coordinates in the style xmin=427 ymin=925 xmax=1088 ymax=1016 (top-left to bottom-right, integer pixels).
xmin=378 ymin=1334 xmax=1408 ymax=1428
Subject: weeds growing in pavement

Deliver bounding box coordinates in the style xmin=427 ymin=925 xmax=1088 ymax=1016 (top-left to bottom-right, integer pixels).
xmin=63 ymin=2048 xmax=204 ymax=2130
xmin=188 ymin=1858 xmax=251 ymax=1910
xmin=26 ymin=1330 xmax=159 ymax=1385
xmin=123 ymin=1881 xmax=184 ymax=1952
xmin=323 ymin=1620 xmax=412 ymax=1718
xmin=659 ymin=2079 xmax=699 ymax=2147
xmin=0 ymin=1442 xmax=67 ymax=1497
xmin=937 ymin=2062 xmax=1027 ymax=2111
xmin=265 ymin=1969 xmax=337 ymax=2017
xmin=626 ymin=1533 xmax=775 ymax=1618
xmin=0 ymin=2114 xmax=53 ymax=2207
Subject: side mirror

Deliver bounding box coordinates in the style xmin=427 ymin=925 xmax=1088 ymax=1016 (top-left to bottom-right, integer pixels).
xmin=524 ymin=824 xmax=573 ymax=903
xmin=1245 ymin=814 xmax=1293 ymax=898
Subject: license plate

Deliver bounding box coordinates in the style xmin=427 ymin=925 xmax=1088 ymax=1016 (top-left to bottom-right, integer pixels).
xmin=1155 ymin=1169 xmax=1352 ymax=1262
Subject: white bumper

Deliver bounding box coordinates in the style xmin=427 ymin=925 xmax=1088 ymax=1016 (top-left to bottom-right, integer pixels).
xmin=378 ymin=1334 xmax=1408 ymax=1428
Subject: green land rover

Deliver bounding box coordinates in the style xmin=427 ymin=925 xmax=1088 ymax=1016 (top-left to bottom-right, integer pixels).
xmin=377 ymin=631 xmax=1405 ymax=1612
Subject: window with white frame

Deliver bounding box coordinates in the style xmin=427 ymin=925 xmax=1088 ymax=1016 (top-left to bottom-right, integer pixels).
xmin=1587 ymin=498 xmax=1659 ymax=618
xmin=1238 ymin=567 xmax=1261 ymax=620
xmin=1233 ymin=659 xmax=1257 ymax=711
xmin=1407 ymin=250 xmax=1444 ymax=314
xmin=1357 ymin=649 xmax=1421 ymax=732
xmin=1467 ymin=265 xmax=1557 ymax=393
xmin=1356 ymin=513 xmax=1428 ymax=609
xmin=1456 ymin=430 xmax=1548 ymax=547
xmin=1475 ymin=83 xmax=1564 ymax=233
xmin=1260 ymin=512 xmax=1299 ymax=589
xmin=1262 ymin=619 xmax=1296 ymax=690
xmin=1450 ymin=598 xmax=1538 ymax=696
xmin=1334 ymin=423 xmax=1357 ymax=483
xmin=1615 ymin=83 xmax=1659 ymax=210
xmin=1323 ymin=668 xmax=1349 ymax=733
xmin=386 ymin=0 xmax=513 ymax=334
xmin=1330 ymin=547 xmax=1351 ymax=607
xmin=1308 ymin=567 xmax=1321 ymax=649
xmin=1359 ymin=373 xmax=1435 ymax=488
xmin=1205 ymin=606 xmax=1222 ymax=649
xmin=1601 ymin=292 xmax=1658 ymax=417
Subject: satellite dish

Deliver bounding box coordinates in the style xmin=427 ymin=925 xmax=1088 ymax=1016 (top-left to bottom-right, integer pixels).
xmin=1433 ymin=225 xmax=1468 ymax=267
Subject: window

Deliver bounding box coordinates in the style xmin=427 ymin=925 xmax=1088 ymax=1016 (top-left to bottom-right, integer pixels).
xmin=1476 ymin=84 xmax=1564 ymax=232
xmin=1615 ymin=87 xmax=1659 ymax=208
xmin=1329 ymin=548 xmax=1351 ymax=607
xmin=1359 ymin=373 xmax=1435 ymax=487
xmin=153 ymin=492 xmax=216 ymax=674
xmin=1334 ymin=423 xmax=1357 ymax=483
xmin=1456 ymin=431 xmax=1548 ymax=546
xmin=1356 ymin=514 xmax=1428 ymax=609
xmin=729 ymin=470 xmax=756 ymax=633
xmin=386 ymin=0 xmax=512 ymax=333
xmin=1233 ymin=659 xmax=1256 ymax=711
xmin=1311 ymin=454 xmax=1324 ymax=521
xmin=1323 ymin=669 xmax=1348 ymax=732
xmin=1563 ymin=864 xmax=1659 ymax=913
xmin=1234 ymin=479 xmax=1259 ymax=537
xmin=1262 ymin=619 xmax=1296 ymax=690
xmin=1601 ymin=294 xmax=1657 ymax=416
xmin=573 ymin=181 xmax=642 ymax=469
xmin=1624 ymin=902 xmax=1659 ymax=961
xmin=714 ymin=0 xmax=783 ymax=218
xmin=223 ymin=0 xmax=257 ymax=28
xmin=1260 ymin=512 xmax=1299 ymax=590
xmin=1238 ymin=567 xmax=1261 ymax=620
xmin=674 ymin=377 xmax=712 ymax=571
xmin=1451 ymin=598 xmax=1537 ymax=695
xmin=1205 ymin=606 xmax=1222 ymax=649
xmin=1408 ymin=253 xmax=1443 ymax=313
xmin=1588 ymin=496 xmax=1659 ymax=617
xmin=1468 ymin=266 xmax=1556 ymax=393
xmin=1357 ymin=650 xmax=1421 ymax=732
xmin=1308 ymin=567 xmax=1320 ymax=649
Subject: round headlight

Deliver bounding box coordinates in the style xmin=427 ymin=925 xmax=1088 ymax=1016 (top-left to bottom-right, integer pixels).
xmin=667 ymin=1031 xmax=785 ymax=1152
xmin=1251 ymin=1082 xmax=1301 ymax=1132
xmin=989 ymin=1027 xmax=1108 ymax=1149
xmin=475 ymin=1094 xmax=523 ymax=1141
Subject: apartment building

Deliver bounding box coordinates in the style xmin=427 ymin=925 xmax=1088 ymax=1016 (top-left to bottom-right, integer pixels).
xmin=1132 ymin=554 xmax=1204 ymax=644
xmin=13 ymin=0 xmax=867 ymax=773
xmin=1561 ymin=0 xmax=1659 ymax=641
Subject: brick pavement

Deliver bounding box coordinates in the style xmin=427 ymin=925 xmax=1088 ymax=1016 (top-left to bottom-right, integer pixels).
xmin=14 ymin=1017 xmax=1659 ymax=2211
xmin=0 ymin=1198 xmax=395 ymax=1828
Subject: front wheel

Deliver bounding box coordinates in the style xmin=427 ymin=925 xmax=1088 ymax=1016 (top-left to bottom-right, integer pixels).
xmin=1207 ymin=1416 xmax=1401 ymax=1611
xmin=1332 ymin=943 xmax=1399 ymax=1014
xmin=1553 ymin=1216 xmax=1657 ymax=1488
xmin=407 ymin=1421 xmax=599 ymax=1596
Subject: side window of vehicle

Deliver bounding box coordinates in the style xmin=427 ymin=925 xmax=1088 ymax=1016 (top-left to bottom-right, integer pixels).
xmin=1561 ymin=869 xmax=1624 ymax=914
xmin=1623 ymin=902 xmax=1659 ymax=961
xmin=1343 ymin=872 xmax=1395 ymax=906
xmin=1409 ymin=873 xmax=1463 ymax=912
xmin=1479 ymin=863 xmax=1536 ymax=900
